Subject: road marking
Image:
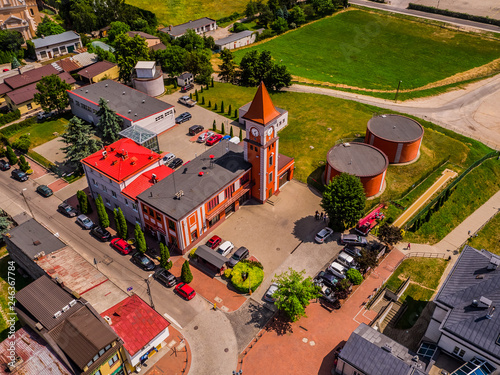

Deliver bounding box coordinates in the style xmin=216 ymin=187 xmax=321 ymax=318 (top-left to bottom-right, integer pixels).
xmin=163 ymin=312 xmax=183 ymax=330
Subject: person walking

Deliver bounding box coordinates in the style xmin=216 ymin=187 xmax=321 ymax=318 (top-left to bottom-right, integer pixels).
xmin=324 ymin=213 xmax=328 ymax=223
xmin=407 ymin=243 xmax=411 ymax=250
xmin=320 ymin=212 xmax=324 ymax=220
xmin=315 ymin=211 xmax=319 ymax=220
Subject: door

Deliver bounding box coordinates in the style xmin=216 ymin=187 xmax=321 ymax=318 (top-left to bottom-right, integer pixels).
xmin=279 ymin=170 xmax=290 ymax=188
xmin=48 ymin=51 xmax=52 ymax=58
xmin=67 ymin=45 xmax=75 ymax=53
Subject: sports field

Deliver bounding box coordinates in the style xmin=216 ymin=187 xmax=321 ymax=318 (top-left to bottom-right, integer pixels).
xmin=233 ymin=9 xmax=500 ymax=91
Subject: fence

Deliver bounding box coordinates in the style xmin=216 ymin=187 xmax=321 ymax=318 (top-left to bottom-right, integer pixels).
xmin=405 ymin=151 xmax=499 ymax=230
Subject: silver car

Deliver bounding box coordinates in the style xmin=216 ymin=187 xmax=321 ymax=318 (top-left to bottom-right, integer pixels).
xmin=264 ymin=283 xmax=279 ymax=303
xmin=76 ymin=214 xmax=94 ymax=230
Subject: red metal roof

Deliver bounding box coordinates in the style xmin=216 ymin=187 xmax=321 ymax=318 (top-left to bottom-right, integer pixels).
xmin=100 ymin=295 xmax=170 ymax=356
xmin=242 ymin=82 xmax=280 ymax=126
xmin=81 ymin=138 xmax=161 ymax=182
xmin=122 ymin=165 xmax=173 ymax=200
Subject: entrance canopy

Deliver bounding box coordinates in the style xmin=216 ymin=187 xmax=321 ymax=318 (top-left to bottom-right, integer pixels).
xmin=195 ymin=245 xmax=227 ymax=270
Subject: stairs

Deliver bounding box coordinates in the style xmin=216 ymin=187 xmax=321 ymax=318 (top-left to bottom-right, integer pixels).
xmin=383 ymin=301 xmax=404 ymax=327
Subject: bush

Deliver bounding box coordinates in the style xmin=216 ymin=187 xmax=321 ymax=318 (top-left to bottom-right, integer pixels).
xmin=232 ymin=22 xmax=249 ymax=32
xmin=0 ymin=110 xmax=21 ymax=126
xmin=224 ymin=268 xmax=232 ymax=279
xmin=12 ymin=134 xmax=31 ymax=153
xmin=5 ymin=146 xmax=17 ymax=165
xmin=230 ymin=261 xmax=264 ymax=293
xmin=346 ymin=268 xmax=363 ymax=285
xmin=189 ymin=247 xmax=197 ymax=259
xmin=18 ymin=155 xmax=30 ymax=172
xmin=0 ymin=117 xmax=36 ymax=138
xmin=181 ymin=260 xmax=193 ymax=283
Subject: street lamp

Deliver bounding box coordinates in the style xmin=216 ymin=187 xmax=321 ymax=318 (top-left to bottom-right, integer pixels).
xmin=21 ymin=188 xmax=35 ymax=219
xmin=394 ymin=80 xmax=402 ymax=103
xmin=145 ymin=273 xmax=155 ymax=309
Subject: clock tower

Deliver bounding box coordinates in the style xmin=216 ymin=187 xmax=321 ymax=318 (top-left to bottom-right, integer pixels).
xmin=242 ymin=82 xmax=282 ymax=203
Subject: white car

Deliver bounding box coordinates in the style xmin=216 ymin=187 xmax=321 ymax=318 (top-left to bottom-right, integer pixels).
xmin=197 ymin=131 xmax=214 ymax=143
xmin=315 ymin=227 xmax=334 ymax=243
xmin=229 ymin=136 xmax=240 ymax=144
xmin=328 ymin=261 xmax=347 ymax=279
xmin=162 ymin=153 xmax=175 ymax=165
xmin=217 ymin=241 xmax=234 ymax=256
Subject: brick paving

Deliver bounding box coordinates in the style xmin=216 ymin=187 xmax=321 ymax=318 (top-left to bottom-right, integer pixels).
xmin=47 ymin=178 xmax=69 ymax=192
xmin=239 ymin=249 xmax=405 ymax=375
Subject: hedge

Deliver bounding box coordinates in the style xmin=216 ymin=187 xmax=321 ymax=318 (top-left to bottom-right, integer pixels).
xmin=0 ymin=110 xmax=21 ymax=126
xmin=408 ymin=3 xmax=500 ymax=27
xmin=230 ymin=261 xmax=264 ymax=293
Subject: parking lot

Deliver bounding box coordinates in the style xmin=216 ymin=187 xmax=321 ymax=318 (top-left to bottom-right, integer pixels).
xmin=156 ymin=87 xmax=244 ymax=164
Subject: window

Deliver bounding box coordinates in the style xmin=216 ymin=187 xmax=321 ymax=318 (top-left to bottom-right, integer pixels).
xmin=105 ymin=344 xmax=112 ymax=351
xmin=143 ymin=205 xmax=148 ymax=213
xmin=26 ymin=103 xmax=32 ymax=110
xmin=132 ymin=203 xmax=138 ymax=211
xmin=240 ymin=173 xmax=249 ymax=185
xmin=40 ymin=51 xmax=47 ymax=59
xmin=59 ymin=45 xmax=67 ymax=53
xmin=269 ymin=172 xmax=273 ymax=183
xmin=124 ymin=199 xmax=128 ymax=206
xmin=207 ymin=196 xmax=219 ymax=211
xmin=75 ymin=100 xmax=80 ymax=107
xmin=105 ymin=198 xmax=110 ymax=206
xmin=109 ymin=178 xmax=113 ymax=183
xmin=208 ymin=214 xmax=220 ymax=228
xmin=191 ymin=230 xmax=198 ymax=242
xmin=86 ymin=360 xmax=93 ymax=368
xmin=168 ymin=220 xmax=175 ymax=230
xmin=269 ymin=154 xmax=273 ymax=166
xmin=250 ymin=145 xmax=253 ymax=151
xmin=149 ymin=208 xmax=154 ymax=216
xmin=101 ymin=185 xmax=107 ymax=192
xmin=156 ymin=212 xmax=161 ymax=221
xmin=53 ymin=47 xmax=59 ymax=56
xmin=112 ymin=191 xmax=117 ymax=199
xmin=93 ymin=354 xmax=99 ymax=362
xmin=108 ymin=354 xmax=119 ymax=367
xmin=453 ymin=346 xmax=466 ymax=358
xmin=99 ymin=348 xmax=105 ymax=356
xmin=29 ymin=8 xmax=34 ymax=15
xmin=225 ymin=184 xmax=235 ymax=199
xmin=94 ymin=371 xmax=101 ymax=375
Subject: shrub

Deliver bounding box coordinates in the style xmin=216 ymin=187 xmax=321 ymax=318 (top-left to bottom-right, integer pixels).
xmin=230 ymin=261 xmax=264 ymax=293
xmin=208 ymin=100 xmax=211 ymax=107
xmin=221 ymin=101 xmax=224 ymax=113
xmin=18 ymin=155 xmax=30 ymax=172
xmin=232 ymin=22 xmax=249 ymax=32
xmin=189 ymin=247 xmax=197 ymax=259
xmin=201 ymin=96 xmax=205 ymax=105
xmin=181 ymin=260 xmax=193 ymax=283
xmin=214 ymin=103 xmax=218 ymax=111
xmin=0 ymin=110 xmax=21 ymax=126
xmin=224 ymin=268 xmax=232 ymax=278
xmin=0 ymin=117 xmax=36 ymax=137
xmin=346 ymin=268 xmax=363 ymax=285
xmin=6 ymin=146 xmax=17 ymax=165
xmin=212 ymin=120 xmax=216 ymax=131
xmin=221 ymin=122 xmax=225 ymax=134
xmin=12 ymin=134 xmax=31 ymax=153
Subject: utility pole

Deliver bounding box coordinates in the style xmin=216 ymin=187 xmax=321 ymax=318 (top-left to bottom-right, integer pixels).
xmin=145 ymin=273 xmax=154 ymax=309
xmin=21 ymin=188 xmax=35 ymax=219
xmin=394 ymin=80 xmax=402 ymax=103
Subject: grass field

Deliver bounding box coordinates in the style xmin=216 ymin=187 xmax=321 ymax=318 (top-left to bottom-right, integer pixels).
xmin=467 ymin=213 xmax=500 ymax=254
xmin=384 ymin=258 xmax=448 ymax=329
xmin=125 ymin=0 xmax=247 ymax=26
xmin=8 ymin=114 xmax=70 ymax=148
xmin=233 ymin=9 xmax=500 ymax=91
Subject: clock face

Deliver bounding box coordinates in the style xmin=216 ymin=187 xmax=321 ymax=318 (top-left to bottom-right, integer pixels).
xmin=267 ymin=128 xmax=273 ymax=137
xmin=251 ymin=128 xmax=259 ymax=137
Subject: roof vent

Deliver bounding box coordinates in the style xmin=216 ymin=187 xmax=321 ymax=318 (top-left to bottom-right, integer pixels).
xmin=103 ymin=315 xmax=112 ymax=325
xmin=478 ymin=296 xmax=492 ymax=308
xmin=122 ymin=91 xmax=126 ymax=95
xmin=487 ymin=306 xmax=496 ymax=319
xmin=62 ymin=305 xmax=70 ymax=312
xmin=112 ymin=160 xmax=118 ymax=165
xmin=142 ymin=100 xmax=145 ymax=103
xmin=102 ymin=150 xmax=107 ymax=158
xmin=85 ymin=90 xmax=88 ymax=93
xmin=35 ymin=322 xmax=43 ymax=331
xmin=412 ymin=355 xmax=419 ymax=362
xmin=69 ymin=299 xmax=77 ymax=307
xmin=33 ymin=240 xmax=41 ymax=246
xmin=476 ymin=275 xmax=484 ymax=279
xmin=382 ymin=344 xmax=392 ymax=352
xmin=135 ymin=113 xmax=137 ymax=116
xmin=472 ymin=299 xmax=479 ymax=307
xmin=128 ymin=110 xmax=131 ymax=113
xmin=151 ymin=173 xmax=157 ymax=183
xmin=54 ymin=311 xmax=62 ymax=318
xmin=381 ymin=115 xmax=387 ymax=118
xmin=175 ymin=190 xmax=184 ymax=200
xmin=105 ymin=83 xmax=108 ymax=87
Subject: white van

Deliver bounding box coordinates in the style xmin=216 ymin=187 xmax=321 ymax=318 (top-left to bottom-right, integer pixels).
xmin=327 ymin=261 xmax=347 ymax=279
xmin=229 ymin=136 xmax=240 ymax=144
xmin=337 ymin=251 xmax=355 ymax=268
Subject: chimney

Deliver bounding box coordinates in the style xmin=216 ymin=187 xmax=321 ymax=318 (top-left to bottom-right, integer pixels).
xmin=152 ymin=173 xmax=157 ymax=183
xmin=102 ymin=150 xmax=107 ymax=158
xmin=103 ymin=315 xmax=112 ymax=325
xmin=487 ymin=306 xmax=496 ymax=319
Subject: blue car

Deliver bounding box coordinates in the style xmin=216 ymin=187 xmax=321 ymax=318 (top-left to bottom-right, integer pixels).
xmin=222 ymin=135 xmax=231 ymax=140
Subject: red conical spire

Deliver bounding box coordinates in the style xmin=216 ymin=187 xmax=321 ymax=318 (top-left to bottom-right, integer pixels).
xmin=242 ymin=82 xmax=280 ymax=126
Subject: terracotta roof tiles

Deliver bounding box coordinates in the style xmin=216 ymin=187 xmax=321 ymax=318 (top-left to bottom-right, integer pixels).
xmin=242 ymin=82 xmax=280 ymax=126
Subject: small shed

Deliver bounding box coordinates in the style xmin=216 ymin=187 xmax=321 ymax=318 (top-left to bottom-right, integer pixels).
xmin=177 ymin=72 xmax=194 ymax=87
xmin=194 ymin=245 xmax=227 ymax=276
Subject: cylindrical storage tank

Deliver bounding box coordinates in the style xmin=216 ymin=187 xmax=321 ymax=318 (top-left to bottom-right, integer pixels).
xmin=365 ymin=114 xmax=424 ymax=164
xmin=132 ymin=74 xmax=165 ymax=97
xmin=326 ymin=142 xmax=389 ymax=197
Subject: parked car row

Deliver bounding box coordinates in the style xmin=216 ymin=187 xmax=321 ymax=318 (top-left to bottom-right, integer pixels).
xmin=206 ymin=235 xmax=250 ymax=267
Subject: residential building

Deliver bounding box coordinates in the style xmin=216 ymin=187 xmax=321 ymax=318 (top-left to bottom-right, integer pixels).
xmin=335 ymin=323 xmax=429 ymax=375
xmin=176 ymin=72 xmax=193 ymax=87
xmin=423 ymin=245 xmax=500 ymax=369
xmin=32 ymin=31 xmax=82 ymax=61
xmin=68 ymin=79 xmax=175 ymax=135
xmin=15 ymin=275 xmax=127 ymax=375
xmin=131 ymin=61 xmax=164 ymax=97
xmin=0 ymin=326 xmax=73 ymax=375
xmin=1 ymin=64 xmax=75 ymax=113
xmin=215 ymin=29 xmax=263 ymax=51
xmin=53 ymin=52 xmax=98 ymax=74
xmin=78 ymin=61 xmax=119 ymax=84
xmin=81 ymin=138 xmax=169 ymax=224
xmin=126 ymin=31 xmax=162 ymax=49
xmin=101 ymin=295 xmax=170 ymax=373
xmin=160 ymin=17 xmax=217 ymax=38
xmin=0 ymin=0 xmax=41 ymax=40
xmin=137 ymin=82 xmax=294 ymax=253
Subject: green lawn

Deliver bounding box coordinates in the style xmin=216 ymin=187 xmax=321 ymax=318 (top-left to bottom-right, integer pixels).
xmin=233 ymin=9 xmax=500 ymax=91
xmin=467 ymin=213 xmax=500 ymax=254
xmin=125 ymin=0 xmax=247 ymax=26
xmin=9 ymin=113 xmax=70 ymax=148
xmin=384 ymin=258 xmax=448 ymax=329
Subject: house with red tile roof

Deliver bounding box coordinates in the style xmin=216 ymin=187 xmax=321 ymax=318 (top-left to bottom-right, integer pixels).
xmin=100 ymin=295 xmax=170 ymax=372
xmin=81 ymin=138 xmax=169 ymax=224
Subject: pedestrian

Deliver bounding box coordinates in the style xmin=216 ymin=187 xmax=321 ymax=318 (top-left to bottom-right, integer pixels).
xmin=468 ymin=230 xmax=471 ymax=236
xmin=320 ymin=212 xmax=324 ymax=220
xmin=315 ymin=211 xmax=319 ymax=220
xmin=324 ymin=213 xmax=328 ymax=223
xmin=408 ymin=243 xmax=411 ymax=250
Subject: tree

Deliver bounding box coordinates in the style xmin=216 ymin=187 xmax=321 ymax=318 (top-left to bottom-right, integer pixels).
xmin=357 ymin=248 xmax=379 ymax=274
xmin=95 ymin=194 xmax=110 ymax=227
xmin=239 ymin=50 xmax=292 ymax=91
xmin=107 ymin=21 xmax=130 ymax=43
xmin=18 ymin=155 xmax=30 ymax=172
xmin=185 ymin=49 xmax=213 ymax=85
xmin=114 ymin=207 xmax=128 ymax=239
xmin=289 ymin=5 xmax=306 ymax=25
xmin=221 ymin=101 xmax=224 ymax=113
xmin=218 ymin=49 xmax=237 ymax=83
xmin=135 ymin=223 xmax=147 ymax=254
xmin=346 ymin=268 xmax=363 ymax=285
xmin=221 ymin=122 xmax=225 ymax=134
xmin=60 ymin=117 xmax=101 ymax=172
xmin=271 ymin=17 xmax=288 ymax=34
xmin=34 ymin=74 xmax=72 ymax=114
xmin=321 ymin=173 xmax=365 ymax=231
xmin=12 ymin=135 xmax=31 ymax=153
xmin=266 ymin=63 xmax=292 ymax=91
xmin=94 ymin=46 xmax=117 ymax=63
xmin=335 ymin=278 xmax=351 ymax=299
xmin=6 ymin=146 xmax=17 ymax=165
xmin=0 ymin=30 xmax=24 ymax=55
xmin=160 ymin=243 xmax=172 ymax=270
xmin=155 ymin=45 xmax=187 ymax=77
xmin=310 ymin=0 xmax=336 ymax=16
xmin=378 ymin=223 xmax=403 ymax=246
xmin=228 ymin=104 xmax=232 ymax=115
xmin=245 ymin=0 xmax=258 ymax=18
xmin=68 ymin=0 xmax=98 ymax=33
xmin=96 ymin=98 xmax=122 ymax=144
xmin=273 ymin=268 xmax=320 ymax=322
xmin=175 ymin=29 xmax=205 ymax=52
xmin=234 ymin=109 xmax=238 ymax=118
xmin=77 ymin=190 xmax=90 ymax=215
xmin=0 ymin=210 xmax=12 ymax=236
xmin=36 ymin=16 xmax=65 ymax=37
xmin=213 ymin=120 xmax=216 ymax=131
xmin=181 ymin=260 xmax=193 ymax=283
xmin=114 ymin=34 xmax=150 ymax=82
xmin=230 ymin=126 xmax=234 ymax=137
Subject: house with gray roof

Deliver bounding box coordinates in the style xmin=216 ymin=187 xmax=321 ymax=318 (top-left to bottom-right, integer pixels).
xmin=32 ymin=31 xmax=82 ymax=61
xmin=423 ymin=245 xmax=500 ymax=371
xmin=336 ymin=323 xmax=429 ymax=375
xmin=215 ymin=29 xmax=263 ymax=51
xmin=160 ymin=17 xmax=216 ymax=38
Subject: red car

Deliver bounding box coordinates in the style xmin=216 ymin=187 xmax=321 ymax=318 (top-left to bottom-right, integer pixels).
xmin=206 ymin=134 xmax=223 ymax=146
xmin=175 ymin=282 xmax=196 ymax=300
xmin=111 ymin=238 xmax=132 ymax=255
xmin=206 ymin=235 xmax=222 ymax=249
